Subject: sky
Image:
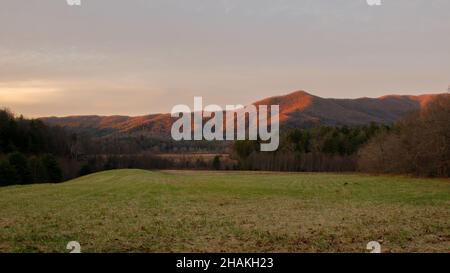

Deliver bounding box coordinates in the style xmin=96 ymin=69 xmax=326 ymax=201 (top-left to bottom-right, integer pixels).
xmin=0 ymin=0 xmax=449 ymax=117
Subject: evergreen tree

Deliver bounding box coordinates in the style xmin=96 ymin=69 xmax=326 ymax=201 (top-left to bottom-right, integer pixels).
xmin=79 ymin=163 xmax=92 ymax=176
xmin=0 ymin=159 xmax=18 ymax=186
xmin=28 ymin=156 xmax=48 ymax=183
xmin=41 ymin=154 xmax=62 ymax=183
xmin=8 ymin=152 xmax=32 ymax=184
xmin=212 ymin=156 xmax=221 ymax=170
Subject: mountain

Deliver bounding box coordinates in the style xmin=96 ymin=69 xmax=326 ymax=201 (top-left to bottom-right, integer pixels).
xmin=40 ymin=90 xmax=447 ymax=137
xmin=254 ymin=91 xmax=445 ymax=128
xmin=41 ymin=113 xmax=174 ymax=137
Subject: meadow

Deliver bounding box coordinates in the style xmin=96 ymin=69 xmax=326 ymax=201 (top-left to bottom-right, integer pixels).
xmin=0 ymin=170 xmax=448 ymax=253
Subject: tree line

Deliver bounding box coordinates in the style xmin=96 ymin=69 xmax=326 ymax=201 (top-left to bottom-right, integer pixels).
xmin=0 ymin=110 xmax=68 ymax=186
xmin=232 ymin=123 xmax=390 ymax=172
xmin=1 ymin=95 xmax=448 ymax=186
xmin=0 ymin=109 xmax=229 ymax=186
xmin=232 ymin=95 xmax=449 ymax=177
xmin=358 ymin=95 xmax=450 ymax=177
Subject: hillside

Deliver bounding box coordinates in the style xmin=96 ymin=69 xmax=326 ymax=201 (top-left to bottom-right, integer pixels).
xmin=40 ymin=91 xmax=447 ymax=137
xmin=254 ymin=91 xmax=446 ymax=128
xmin=0 ymin=169 xmax=448 ymax=252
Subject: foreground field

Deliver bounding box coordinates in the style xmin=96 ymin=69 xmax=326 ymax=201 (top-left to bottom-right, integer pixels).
xmin=0 ymin=170 xmax=449 ymax=253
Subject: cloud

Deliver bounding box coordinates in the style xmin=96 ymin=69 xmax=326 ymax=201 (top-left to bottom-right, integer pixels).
xmin=1 ymin=0 xmax=449 ymax=117
xmin=0 ymin=79 xmax=169 ymax=117
xmin=0 ymin=81 xmax=62 ymax=104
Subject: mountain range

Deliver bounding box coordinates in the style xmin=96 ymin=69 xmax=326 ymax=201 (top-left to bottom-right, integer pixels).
xmin=40 ymin=90 xmax=447 ymax=137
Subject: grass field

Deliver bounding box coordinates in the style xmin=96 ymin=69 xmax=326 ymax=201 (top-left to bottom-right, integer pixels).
xmin=0 ymin=170 xmax=449 ymax=253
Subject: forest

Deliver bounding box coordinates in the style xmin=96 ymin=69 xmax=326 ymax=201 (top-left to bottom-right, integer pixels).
xmin=0 ymin=110 xmax=68 ymax=185
xmin=233 ymin=96 xmax=449 ymax=177
xmin=0 ymin=95 xmax=449 ymax=186
xmin=232 ymin=122 xmax=389 ymax=172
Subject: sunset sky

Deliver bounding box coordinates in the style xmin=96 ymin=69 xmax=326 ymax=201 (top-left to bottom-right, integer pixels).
xmin=1 ymin=0 xmax=449 ymax=117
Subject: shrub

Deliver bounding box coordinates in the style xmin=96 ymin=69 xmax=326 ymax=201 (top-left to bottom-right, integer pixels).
xmin=79 ymin=163 xmax=92 ymax=176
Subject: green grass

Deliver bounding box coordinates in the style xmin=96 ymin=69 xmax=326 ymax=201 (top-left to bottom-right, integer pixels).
xmin=0 ymin=170 xmax=449 ymax=253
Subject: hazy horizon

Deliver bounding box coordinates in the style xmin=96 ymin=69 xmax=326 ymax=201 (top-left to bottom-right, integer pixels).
xmin=5 ymin=89 xmax=446 ymax=119
xmin=1 ymin=0 xmax=449 ymax=117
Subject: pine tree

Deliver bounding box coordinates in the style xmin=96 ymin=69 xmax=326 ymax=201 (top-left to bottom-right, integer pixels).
xmin=212 ymin=156 xmax=221 ymax=170
xmin=41 ymin=154 xmax=62 ymax=183
xmin=8 ymin=152 xmax=32 ymax=184
xmin=0 ymin=159 xmax=19 ymax=186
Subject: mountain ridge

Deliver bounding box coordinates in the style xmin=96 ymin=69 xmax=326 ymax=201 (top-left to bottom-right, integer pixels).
xmin=40 ymin=90 xmax=448 ymax=137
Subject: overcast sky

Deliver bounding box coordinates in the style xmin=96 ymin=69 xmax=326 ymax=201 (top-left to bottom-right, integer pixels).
xmin=0 ymin=0 xmax=449 ymax=117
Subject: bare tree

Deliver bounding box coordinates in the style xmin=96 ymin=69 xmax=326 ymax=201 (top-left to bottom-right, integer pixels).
xmin=358 ymin=95 xmax=450 ymax=177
